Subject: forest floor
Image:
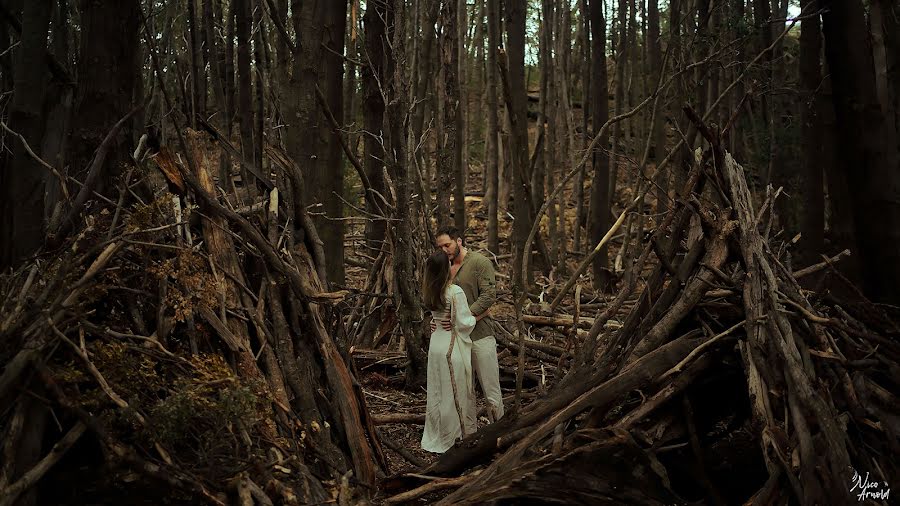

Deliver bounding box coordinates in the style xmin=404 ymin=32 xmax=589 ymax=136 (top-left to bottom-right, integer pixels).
xmin=345 ymin=146 xmax=653 ymax=482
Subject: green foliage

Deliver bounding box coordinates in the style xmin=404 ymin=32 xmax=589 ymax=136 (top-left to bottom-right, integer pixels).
xmin=145 ymin=354 xmax=266 ymax=464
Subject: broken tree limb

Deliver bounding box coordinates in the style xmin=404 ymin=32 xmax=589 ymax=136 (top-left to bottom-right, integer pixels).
xmin=0 ymin=422 xmax=86 ymax=506
xmin=48 ymin=105 xmax=144 ymax=248
xmin=549 ymin=195 xmax=641 ymax=311
xmin=428 ymin=332 xmax=706 ymax=479
xmin=792 ymin=249 xmax=851 ymax=279
xmin=385 ymin=474 xmax=474 ymax=505
xmin=373 ymin=413 xmax=426 ymax=425
xmin=375 ymin=428 xmax=428 ymax=469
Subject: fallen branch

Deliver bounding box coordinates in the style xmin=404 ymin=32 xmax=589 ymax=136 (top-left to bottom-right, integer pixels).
xmin=0 ymin=423 xmax=86 ymax=506
xmin=48 ymin=105 xmax=144 ymax=247
xmin=550 ymin=195 xmax=641 ymax=311
xmin=384 ymin=474 xmax=474 ymax=505
xmin=792 ymin=249 xmax=851 ymax=279
xmin=376 ymin=428 xmax=428 ymax=469
xmin=373 ymin=413 xmax=426 ymax=425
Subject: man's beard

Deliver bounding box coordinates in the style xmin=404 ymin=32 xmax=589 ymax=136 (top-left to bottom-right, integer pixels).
xmin=448 ymin=244 xmax=459 ymax=260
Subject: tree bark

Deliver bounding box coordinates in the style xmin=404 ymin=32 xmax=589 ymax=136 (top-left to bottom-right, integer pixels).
xmin=362 ymin=0 xmax=389 ymax=251
xmin=871 ymin=0 xmax=900 ymax=182
xmin=235 ymin=0 xmax=256 ymax=195
xmin=0 ymin=0 xmax=52 ymax=269
xmin=388 ymin=0 xmax=428 ymax=389
xmin=225 ymin=0 xmax=236 ymax=131
xmin=202 ymin=0 xmax=231 ymax=184
xmin=282 ymin=0 xmax=347 ymax=286
xmin=458 ymin=0 xmax=469 ymax=222
xmin=439 ymin=0 xmax=465 ymax=233
xmin=588 ymin=0 xmax=612 ymax=291
xmin=540 ymin=0 xmax=555 ymax=264
xmin=319 ymin=0 xmax=348 ymax=285
xmin=187 ymin=0 xmax=205 ymax=127
xmin=505 ymin=0 xmax=531 ymax=291
xmin=648 ymin=0 xmax=666 ymax=212
xmin=798 ymin=0 xmax=824 ymax=264
xmin=485 ymin=0 xmax=500 ymax=253
xmin=411 ymin=0 xmax=439 ymax=169
xmin=40 ymin=0 xmax=74 ymax=222
xmin=752 ymin=0 xmax=772 ymax=185
xmin=822 ymin=0 xmax=900 ymax=305
xmin=608 ymin=0 xmax=628 ymax=203
xmin=67 ymin=0 xmax=139 ymax=194
xmin=343 ymin=0 xmax=359 ymax=142
xmin=575 ymin=0 xmax=590 ymax=252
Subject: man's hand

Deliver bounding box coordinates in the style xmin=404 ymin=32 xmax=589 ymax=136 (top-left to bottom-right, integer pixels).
xmin=475 ymin=309 xmax=491 ymax=321
xmin=430 ymin=318 xmax=452 ymax=332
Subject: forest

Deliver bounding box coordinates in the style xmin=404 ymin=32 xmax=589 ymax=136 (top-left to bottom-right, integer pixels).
xmin=0 ymin=0 xmax=898 ymax=504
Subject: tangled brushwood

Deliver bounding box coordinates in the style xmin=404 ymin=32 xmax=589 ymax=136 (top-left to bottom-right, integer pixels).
xmin=0 ymin=130 xmax=386 ymax=505
xmin=0 ymin=114 xmax=898 ymax=506
xmin=385 ymin=112 xmax=900 ymax=505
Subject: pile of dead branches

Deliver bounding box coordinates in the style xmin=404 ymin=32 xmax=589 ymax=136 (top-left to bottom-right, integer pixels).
xmin=0 ymin=130 xmax=386 ymax=505
xmin=386 ymin=116 xmax=900 ymax=505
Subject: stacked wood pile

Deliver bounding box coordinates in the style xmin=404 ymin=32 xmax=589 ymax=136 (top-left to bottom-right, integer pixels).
xmin=0 ymin=130 xmax=384 ymax=505
xmin=387 ymin=115 xmax=900 ymax=505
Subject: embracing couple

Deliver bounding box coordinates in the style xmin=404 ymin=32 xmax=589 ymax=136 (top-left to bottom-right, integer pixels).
xmin=420 ymin=226 xmax=505 ymax=454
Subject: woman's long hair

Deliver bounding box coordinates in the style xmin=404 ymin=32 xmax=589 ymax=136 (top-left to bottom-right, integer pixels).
xmin=422 ymin=250 xmax=451 ymax=312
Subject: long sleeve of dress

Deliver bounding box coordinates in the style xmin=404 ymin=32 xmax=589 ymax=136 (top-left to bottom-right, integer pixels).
xmin=452 ymin=287 xmax=477 ymax=336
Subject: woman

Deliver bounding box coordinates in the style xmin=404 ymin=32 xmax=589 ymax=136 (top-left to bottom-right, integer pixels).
xmin=420 ymin=250 xmax=478 ymax=453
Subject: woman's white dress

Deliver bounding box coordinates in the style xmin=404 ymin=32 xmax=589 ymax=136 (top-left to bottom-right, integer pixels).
xmin=421 ymin=284 xmax=478 ymax=453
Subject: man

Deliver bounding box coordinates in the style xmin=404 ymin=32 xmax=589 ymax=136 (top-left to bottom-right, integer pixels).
xmin=432 ymin=226 xmax=504 ymax=422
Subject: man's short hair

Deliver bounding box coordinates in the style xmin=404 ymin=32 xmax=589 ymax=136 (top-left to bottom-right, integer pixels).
xmin=435 ymin=225 xmax=462 ymax=242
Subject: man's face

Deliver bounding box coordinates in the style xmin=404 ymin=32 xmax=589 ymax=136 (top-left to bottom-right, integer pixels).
xmin=436 ymin=234 xmax=461 ymax=261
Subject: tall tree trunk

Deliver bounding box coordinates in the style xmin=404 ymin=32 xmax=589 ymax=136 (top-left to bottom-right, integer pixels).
xmin=588 ymin=0 xmax=612 ymax=291
xmin=554 ymin=0 xmax=573 ymax=275
xmin=411 ymin=0 xmax=439 ymax=164
xmin=40 ymin=0 xmax=74 ymax=224
xmin=822 ymin=0 xmax=900 ymax=305
xmin=439 ymin=0 xmax=465 ymax=234
xmin=253 ymin=0 xmax=266 ymax=173
xmin=648 ymin=0 xmax=666 ymax=213
xmin=458 ymin=0 xmax=468 ymax=205
xmin=485 ymin=0 xmax=500 ymax=253
xmin=0 ymin=0 xmax=51 ymax=277
xmin=575 ymin=0 xmax=590 ymax=252
xmin=871 ymin=0 xmax=899 ymax=173
xmin=506 ymin=0 xmax=531 ymax=290
xmin=225 ymin=0 xmax=236 ymax=132
xmin=389 ymin=0 xmax=428 ymax=389
xmin=343 ymin=0 xmax=359 ymax=133
xmin=820 ymin=66 xmax=856 ymax=273
xmin=235 ymin=0 xmax=256 ymax=195
xmin=67 ymin=0 xmax=139 ymax=195
xmin=797 ymin=0 xmax=824 ymax=264
xmin=608 ymin=0 xmax=628 ymax=207
xmin=362 ymin=0 xmax=389 ymax=251
xmin=752 ymin=0 xmax=772 ymax=185
xmin=770 ymin=0 xmax=796 ymax=241
xmin=540 ymin=0 xmax=555 ymax=264
xmin=187 ymin=0 xmax=204 ymax=127
xmin=320 ymin=0 xmax=348 ymax=285
xmin=670 ymin=0 xmax=691 ymax=194
xmin=284 ymin=0 xmax=346 ymax=286
xmin=203 ymin=0 xmax=229 ymax=184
